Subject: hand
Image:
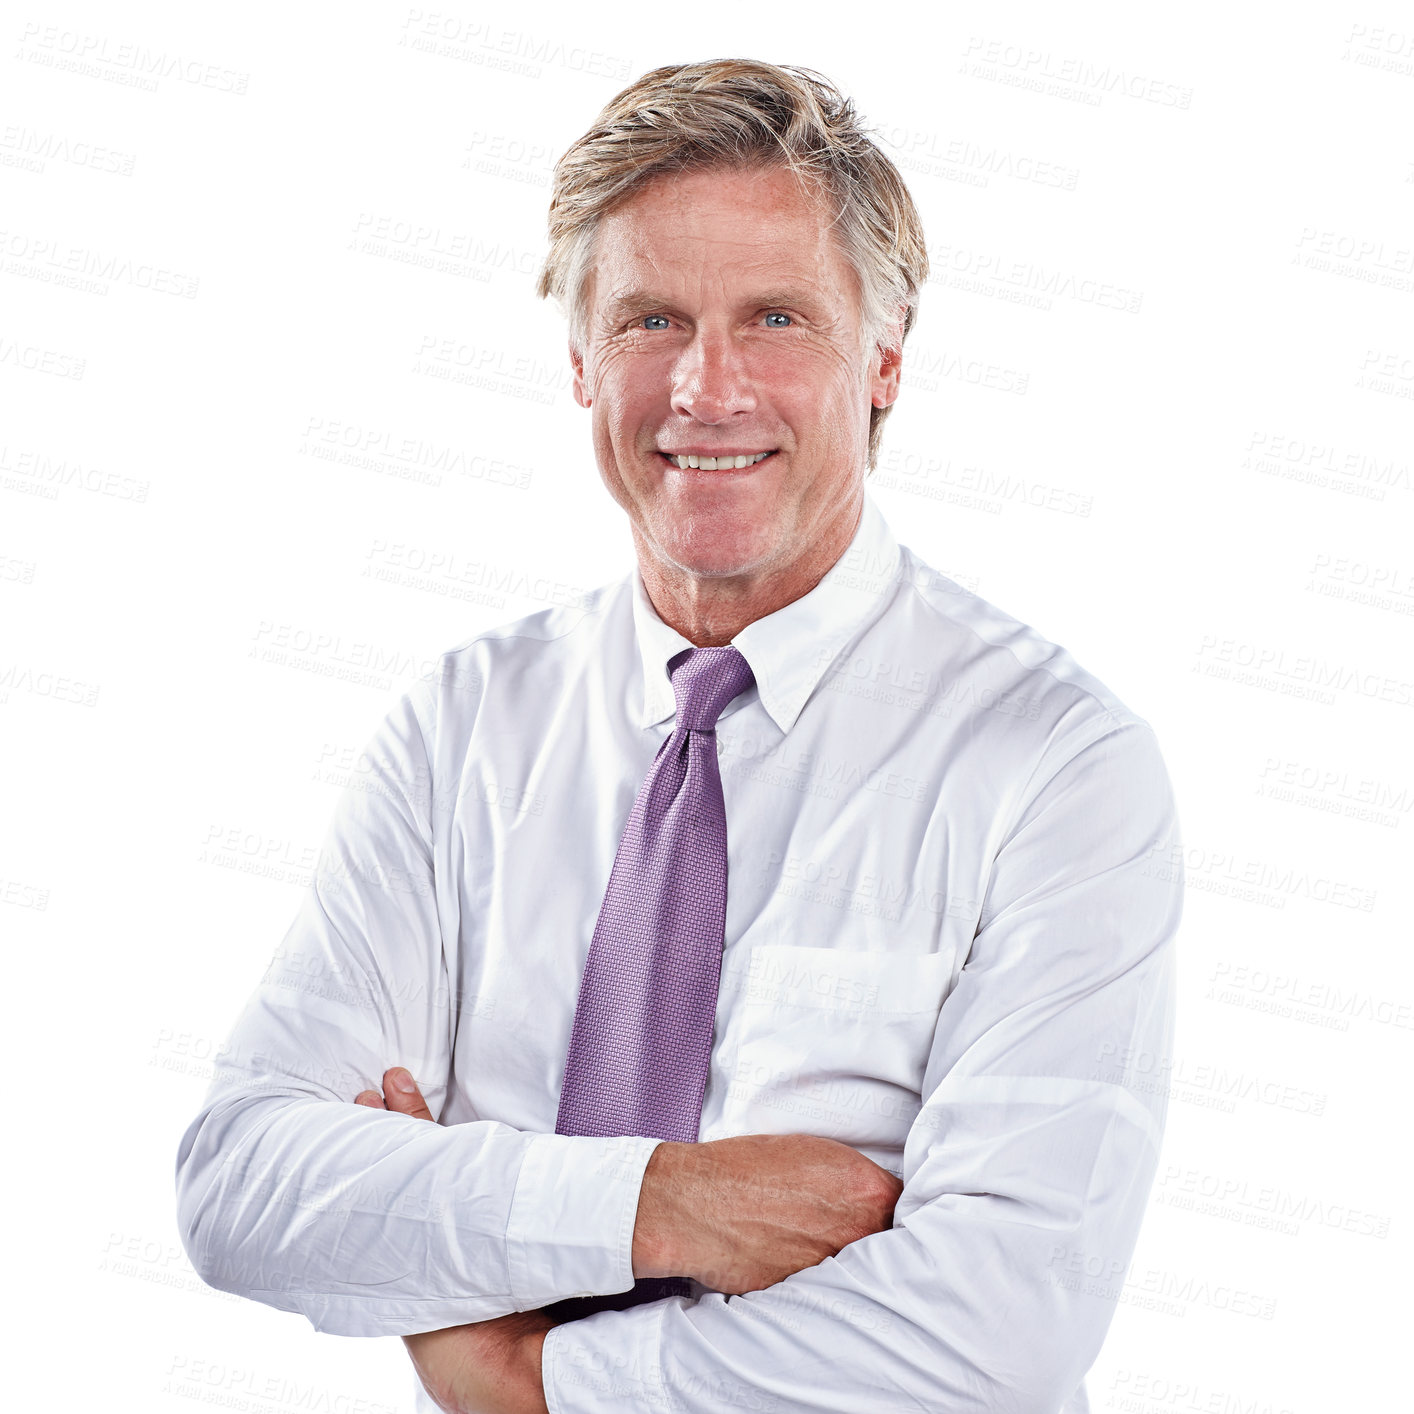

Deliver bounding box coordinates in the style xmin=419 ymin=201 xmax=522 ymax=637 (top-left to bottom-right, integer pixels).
xmin=354 ymin=1066 xmax=436 ymax=1119
xmin=356 ymin=1070 xmax=551 ymax=1414
xmin=401 ymin=1312 xmax=552 ymax=1414
xmin=633 ymin=1132 xmax=904 ymax=1294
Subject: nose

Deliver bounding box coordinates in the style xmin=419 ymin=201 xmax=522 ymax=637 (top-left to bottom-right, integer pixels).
xmin=669 ymin=326 xmax=758 ymax=423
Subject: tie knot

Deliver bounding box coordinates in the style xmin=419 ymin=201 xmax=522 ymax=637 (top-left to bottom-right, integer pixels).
xmin=668 ymin=646 xmax=755 ymax=732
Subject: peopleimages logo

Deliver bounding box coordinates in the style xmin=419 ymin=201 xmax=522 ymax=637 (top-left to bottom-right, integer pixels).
xmin=960 ymin=36 xmax=1194 ymax=108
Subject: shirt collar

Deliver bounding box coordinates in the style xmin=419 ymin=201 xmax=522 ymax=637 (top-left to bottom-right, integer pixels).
xmin=630 ymin=489 xmax=902 ymax=736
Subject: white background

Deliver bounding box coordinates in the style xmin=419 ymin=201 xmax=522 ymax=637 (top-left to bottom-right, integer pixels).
xmin=4 ymin=2 xmax=1410 ymax=1410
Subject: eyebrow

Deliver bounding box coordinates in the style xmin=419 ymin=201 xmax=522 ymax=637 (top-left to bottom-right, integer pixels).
xmin=599 ymin=287 xmax=828 ymax=321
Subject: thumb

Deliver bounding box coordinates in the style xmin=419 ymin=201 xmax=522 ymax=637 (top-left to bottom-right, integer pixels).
xmin=383 ymin=1067 xmax=435 ymax=1122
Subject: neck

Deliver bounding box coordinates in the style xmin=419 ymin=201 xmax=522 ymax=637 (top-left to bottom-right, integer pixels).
xmin=635 ymin=499 xmax=863 ymax=647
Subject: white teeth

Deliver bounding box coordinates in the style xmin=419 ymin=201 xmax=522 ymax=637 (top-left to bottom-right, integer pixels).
xmin=668 ymin=452 xmax=773 ymax=470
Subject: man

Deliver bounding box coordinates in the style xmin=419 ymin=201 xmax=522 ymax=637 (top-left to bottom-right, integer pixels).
xmin=175 ymin=59 xmax=1183 ymax=1414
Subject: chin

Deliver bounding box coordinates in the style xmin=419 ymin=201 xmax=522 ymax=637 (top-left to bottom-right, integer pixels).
xmin=661 ymin=524 xmax=778 ymax=578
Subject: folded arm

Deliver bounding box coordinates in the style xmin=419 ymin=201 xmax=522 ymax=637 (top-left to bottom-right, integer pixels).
xmin=173 ymin=681 xmax=659 ymax=1337
xmin=541 ymin=716 xmax=1184 ymax=1412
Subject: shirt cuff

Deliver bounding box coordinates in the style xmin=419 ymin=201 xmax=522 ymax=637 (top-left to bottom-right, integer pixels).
xmin=505 ymin=1133 xmax=662 ymax=1309
xmin=542 ymin=1299 xmax=672 ymax=1414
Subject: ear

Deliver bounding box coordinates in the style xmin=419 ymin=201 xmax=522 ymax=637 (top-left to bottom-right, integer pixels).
xmin=570 ymin=340 xmax=591 ymax=408
xmin=868 ymin=305 xmax=906 ymax=410
xmin=870 ymin=340 xmax=903 ymax=409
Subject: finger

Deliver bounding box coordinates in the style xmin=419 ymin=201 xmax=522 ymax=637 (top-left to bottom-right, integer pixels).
xmin=383 ymin=1067 xmax=435 ymax=1121
xmin=355 ymin=1091 xmax=386 ymax=1109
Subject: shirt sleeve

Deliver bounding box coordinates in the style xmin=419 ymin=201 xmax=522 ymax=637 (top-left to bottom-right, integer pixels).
xmin=541 ymin=715 xmax=1184 ymax=1413
xmin=173 ymin=679 xmax=661 ymax=1337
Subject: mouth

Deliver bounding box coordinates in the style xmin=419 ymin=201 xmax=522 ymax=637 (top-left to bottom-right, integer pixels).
xmin=656 ymin=449 xmax=778 ymax=471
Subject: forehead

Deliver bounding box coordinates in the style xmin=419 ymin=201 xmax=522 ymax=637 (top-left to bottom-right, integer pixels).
xmin=589 ymin=163 xmax=857 ymax=311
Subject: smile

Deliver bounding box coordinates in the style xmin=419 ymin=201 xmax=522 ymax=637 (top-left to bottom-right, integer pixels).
xmin=656 ymin=450 xmax=777 ymax=470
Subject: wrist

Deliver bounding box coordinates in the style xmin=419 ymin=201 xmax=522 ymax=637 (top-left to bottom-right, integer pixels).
xmin=517 ymin=1323 xmax=551 ymax=1414
xmin=631 ymin=1140 xmax=694 ymax=1280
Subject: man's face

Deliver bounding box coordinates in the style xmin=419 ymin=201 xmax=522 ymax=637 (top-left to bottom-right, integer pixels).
xmin=570 ymin=163 xmax=901 ymax=586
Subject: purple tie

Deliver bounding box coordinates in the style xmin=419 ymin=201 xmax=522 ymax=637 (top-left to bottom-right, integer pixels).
xmin=545 ymin=645 xmax=756 ymax=1320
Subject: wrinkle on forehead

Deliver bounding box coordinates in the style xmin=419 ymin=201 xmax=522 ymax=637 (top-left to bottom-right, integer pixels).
xmin=589 ymin=166 xmax=856 ymax=317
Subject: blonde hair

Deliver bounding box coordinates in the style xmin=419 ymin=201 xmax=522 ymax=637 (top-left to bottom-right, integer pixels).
xmin=535 ymin=58 xmax=929 ymax=471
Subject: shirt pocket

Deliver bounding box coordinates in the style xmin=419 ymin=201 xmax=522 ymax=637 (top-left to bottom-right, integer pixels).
xmin=714 ymin=944 xmax=953 ymax=1160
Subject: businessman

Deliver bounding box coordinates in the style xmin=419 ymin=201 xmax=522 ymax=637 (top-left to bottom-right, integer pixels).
xmin=175 ymin=58 xmax=1183 ymax=1414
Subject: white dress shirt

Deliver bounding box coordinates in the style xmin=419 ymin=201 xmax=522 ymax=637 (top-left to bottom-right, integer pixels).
xmin=174 ymin=488 xmax=1183 ymax=1414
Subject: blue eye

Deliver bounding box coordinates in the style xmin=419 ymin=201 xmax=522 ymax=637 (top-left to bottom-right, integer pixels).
xmin=641 ymin=315 xmax=670 ymax=330
xmin=764 ymin=312 xmax=792 ymax=327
